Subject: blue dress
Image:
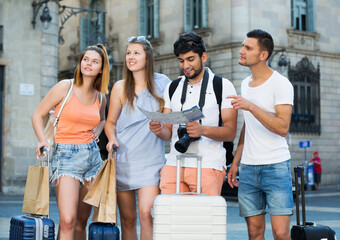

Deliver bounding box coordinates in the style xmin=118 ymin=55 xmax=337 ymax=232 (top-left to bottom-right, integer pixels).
xmin=115 ymin=73 xmax=170 ymax=191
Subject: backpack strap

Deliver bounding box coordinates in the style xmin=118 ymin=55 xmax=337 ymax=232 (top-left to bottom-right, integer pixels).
xmin=212 ymin=75 xmax=223 ymax=126
xmin=169 ymin=78 xmax=181 ymax=101
xmin=212 ymin=75 xmax=234 ymax=165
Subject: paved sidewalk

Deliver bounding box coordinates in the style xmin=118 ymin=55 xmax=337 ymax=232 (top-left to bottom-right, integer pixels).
xmin=1 ymin=185 xmax=339 ymax=239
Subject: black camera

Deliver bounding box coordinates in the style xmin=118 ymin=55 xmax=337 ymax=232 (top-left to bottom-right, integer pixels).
xmin=174 ymin=125 xmax=201 ymax=153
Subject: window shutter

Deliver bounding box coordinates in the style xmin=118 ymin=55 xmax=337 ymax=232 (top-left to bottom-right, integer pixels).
xmin=138 ymin=0 xmax=147 ymax=36
xmin=0 ymin=25 xmax=3 ymax=53
xmin=306 ymin=0 xmax=315 ymax=32
xmin=95 ymin=12 xmax=106 ymax=44
xmin=291 ymin=0 xmax=296 ymax=29
xmin=201 ymin=0 xmax=207 ymax=28
xmin=98 ymin=12 xmax=105 ymax=36
xmin=184 ymin=0 xmax=193 ymax=32
xmin=153 ymin=0 xmax=159 ymax=38
xmin=80 ymin=16 xmax=90 ymax=52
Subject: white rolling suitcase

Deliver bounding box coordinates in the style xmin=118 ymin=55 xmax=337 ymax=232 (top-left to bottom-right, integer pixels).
xmin=152 ymin=154 xmax=227 ymax=240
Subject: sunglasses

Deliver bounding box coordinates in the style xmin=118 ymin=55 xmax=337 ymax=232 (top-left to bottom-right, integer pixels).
xmin=174 ymin=39 xmax=205 ymax=51
xmin=127 ymin=36 xmax=147 ymax=43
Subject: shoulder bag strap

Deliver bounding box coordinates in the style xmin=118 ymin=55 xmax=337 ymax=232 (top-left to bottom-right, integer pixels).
xmin=53 ymin=79 xmax=74 ymax=127
xmin=98 ymin=92 xmax=102 ymax=107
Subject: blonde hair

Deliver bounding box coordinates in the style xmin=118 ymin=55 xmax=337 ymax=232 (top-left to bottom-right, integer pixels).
xmin=123 ymin=37 xmax=164 ymax=111
xmin=73 ymin=44 xmax=110 ymax=93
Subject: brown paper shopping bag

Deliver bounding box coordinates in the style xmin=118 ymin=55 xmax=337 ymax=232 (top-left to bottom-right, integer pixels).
xmin=92 ymin=156 xmax=117 ymax=223
xmin=22 ymin=165 xmax=49 ymax=215
xmin=83 ymin=159 xmax=109 ymax=207
xmin=84 ymin=150 xmax=117 ymax=223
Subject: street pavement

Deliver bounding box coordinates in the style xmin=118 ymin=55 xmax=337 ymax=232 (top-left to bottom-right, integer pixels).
xmin=0 ymin=185 xmax=339 ymax=239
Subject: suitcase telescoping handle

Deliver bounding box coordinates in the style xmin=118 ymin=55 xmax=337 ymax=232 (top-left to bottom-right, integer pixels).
xmin=38 ymin=146 xmax=50 ymax=167
xmin=294 ymin=166 xmax=306 ymax=226
xmin=176 ymin=153 xmax=202 ymax=194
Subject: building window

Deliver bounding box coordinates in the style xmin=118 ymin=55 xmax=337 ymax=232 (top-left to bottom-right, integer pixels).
xmin=288 ymin=57 xmax=320 ymax=134
xmin=0 ymin=25 xmax=3 ymax=53
xmin=80 ymin=0 xmax=106 ymax=52
xmin=138 ymin=0 xmax=159 ymax=39
xmin=291 ymin=0 xmax=315 ymax=32
xmin=184 ymin=0 xmax=207 ymax=32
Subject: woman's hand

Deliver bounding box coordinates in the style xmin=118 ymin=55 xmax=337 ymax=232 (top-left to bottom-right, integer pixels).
xmin=92 ymin=128 xmax=100 ymax=143
xmin=36 ymin=141 xmax=51 ymax=158
xmin=106 ymin=139 xmax=119 ymax=152
xmin=149 ymin=121 xmax=163 ymax=136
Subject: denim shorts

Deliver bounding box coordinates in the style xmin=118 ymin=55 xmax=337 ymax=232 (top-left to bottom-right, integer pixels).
xmin=51 ymin=141 xmax=102 ymax=185
xmin=238 ymin=160 xmax=294 ymax=217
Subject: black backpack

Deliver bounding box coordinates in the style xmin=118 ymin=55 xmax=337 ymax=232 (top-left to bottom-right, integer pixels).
xmin=168 ymin=75 xmax=234 ymax=165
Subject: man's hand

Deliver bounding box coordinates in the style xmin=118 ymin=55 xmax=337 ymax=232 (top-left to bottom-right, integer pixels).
xmin=186 ymin=121 xmax=204 ymax=138
xmin=227 ymin=164 xmax=239 ymax=188
xmin=227 ymin=95 xmax=253 ymax=111
xmin=227 ymin=95 xmax=292 ymax=137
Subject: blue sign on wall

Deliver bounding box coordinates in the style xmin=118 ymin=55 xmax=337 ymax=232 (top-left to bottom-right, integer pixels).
xmin=299 ymin=141 xmax=311 ymax=148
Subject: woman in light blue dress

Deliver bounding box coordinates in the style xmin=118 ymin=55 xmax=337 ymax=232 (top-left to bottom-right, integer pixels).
xmin=105 ymin=36 xmax=170 ymax=240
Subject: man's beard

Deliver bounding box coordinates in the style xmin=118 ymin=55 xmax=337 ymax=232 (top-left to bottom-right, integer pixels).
xmin=184 ymin=61 xmax=204 ymax=79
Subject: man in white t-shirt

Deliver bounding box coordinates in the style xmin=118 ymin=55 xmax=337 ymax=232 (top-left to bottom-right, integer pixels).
xmin=149 ymin=32 xmax=237 ymax=195
xmin=227 ymin=29 xmax=294 ymax=240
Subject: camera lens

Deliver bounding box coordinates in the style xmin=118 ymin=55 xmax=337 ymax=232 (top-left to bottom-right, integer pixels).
xmin=175 ymin=134 xmax=192 ymax=153
xmin=175 ymin=125 xmax=201 ymax=153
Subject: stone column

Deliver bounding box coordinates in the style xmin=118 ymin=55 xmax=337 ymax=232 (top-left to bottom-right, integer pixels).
xmin=230 ymin=0 xmax=251 ymax=144
xmin=41 ymin=1 xmax=58 ymax=97
xmin=230 ymin=0 xmax=251 ymax=86
xmin=231 ymin=0 xmax=250 ymax=43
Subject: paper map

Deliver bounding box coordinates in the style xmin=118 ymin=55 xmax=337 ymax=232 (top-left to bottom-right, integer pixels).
xmin=138 ymin=105 xmax=204 ymax=124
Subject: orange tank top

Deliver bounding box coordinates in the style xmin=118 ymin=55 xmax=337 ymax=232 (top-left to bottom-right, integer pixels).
xmin=54 ymin=90 xmax=100 ymax=144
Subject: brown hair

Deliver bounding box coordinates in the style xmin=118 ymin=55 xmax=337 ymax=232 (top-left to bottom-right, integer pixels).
xmin=247 ymin=29 xmax=274 ymax=60
xmin=123 ymin=37 xmax=164 ymax=111
xmin=73 ymin=44 xmax=110 ymax=93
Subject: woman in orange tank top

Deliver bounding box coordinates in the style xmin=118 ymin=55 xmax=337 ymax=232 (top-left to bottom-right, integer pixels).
xmin=32 ymin=44 xmax=109 ymax=240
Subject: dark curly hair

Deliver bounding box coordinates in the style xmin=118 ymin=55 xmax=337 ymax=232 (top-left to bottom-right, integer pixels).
xmin=173 ymin=32 xmax=206 ymax=57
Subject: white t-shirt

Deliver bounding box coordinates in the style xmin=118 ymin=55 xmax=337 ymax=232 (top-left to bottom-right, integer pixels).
xmin=164 ymin=67 xmax=237 ymax=170
xmin=241 ymin=71 xmax=294 ymax=165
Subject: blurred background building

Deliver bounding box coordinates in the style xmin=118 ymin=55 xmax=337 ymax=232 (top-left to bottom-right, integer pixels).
xmin=0 ymin=0 xmax=339 ymax=194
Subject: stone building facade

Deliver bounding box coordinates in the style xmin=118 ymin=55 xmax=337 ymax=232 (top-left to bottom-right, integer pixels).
xmin=0 ymin=0 xmax=339 ymax=193
xmin=0 ymin=0 xmax=59 ymax=193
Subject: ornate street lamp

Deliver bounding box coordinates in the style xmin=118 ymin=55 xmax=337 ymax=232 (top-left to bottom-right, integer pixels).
xmin=31 ymin=1 xmax=113 ymax=69
xmin=268 ymin=48 xmax=288 ymax=72
xmin=32 ymin=0 xmax=52 ymax=29
xmin=57 ymin=4 xmax=113 ymax=69
xmin=58 ymin=5 xmax=106 ymax=45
